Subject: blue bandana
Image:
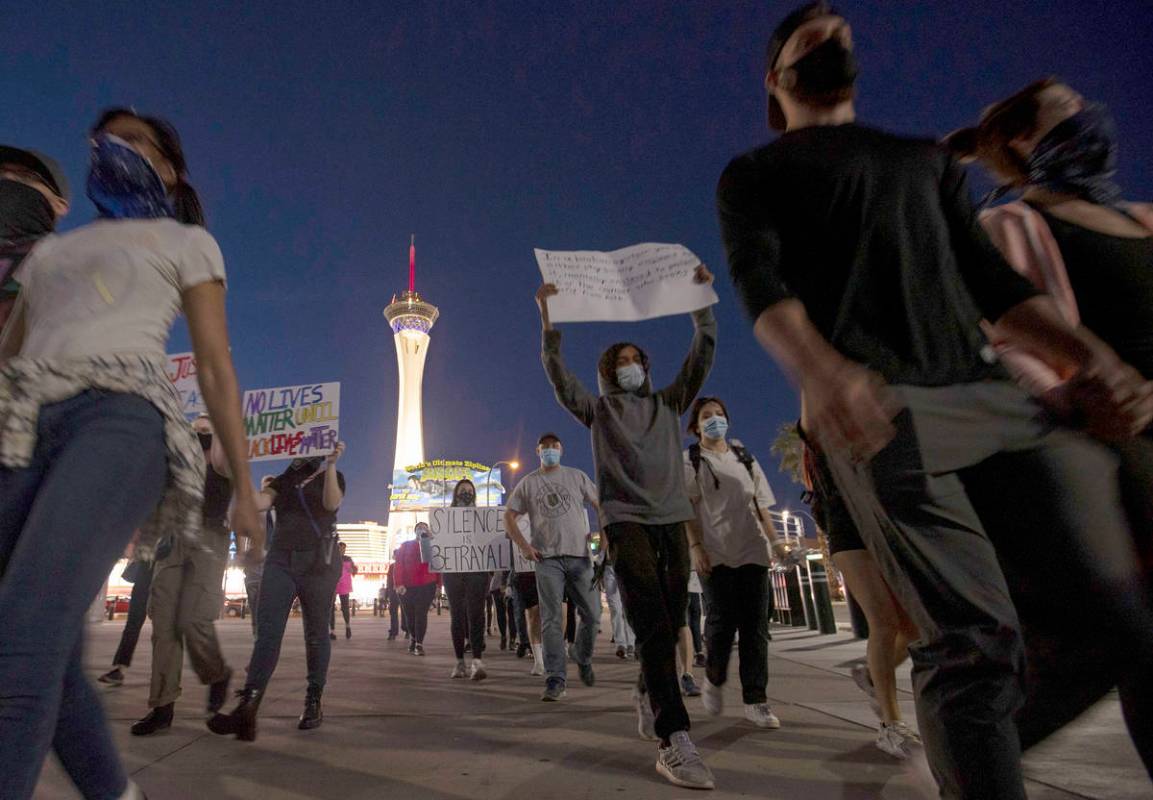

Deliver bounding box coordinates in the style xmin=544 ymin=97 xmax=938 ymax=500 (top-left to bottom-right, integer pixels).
xmin=86 ymin=134 xmax=174 ymax=220
xmin=1025 ymin=103 xmax=1124 ymax=206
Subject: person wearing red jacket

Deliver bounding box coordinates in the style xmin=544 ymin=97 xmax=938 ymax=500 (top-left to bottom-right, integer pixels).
xmin=394 ymin=523 xmax=440 ymax=656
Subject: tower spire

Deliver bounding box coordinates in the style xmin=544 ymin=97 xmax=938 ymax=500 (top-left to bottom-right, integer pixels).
xmin=408 ymin=234 xmax=416 ymax=294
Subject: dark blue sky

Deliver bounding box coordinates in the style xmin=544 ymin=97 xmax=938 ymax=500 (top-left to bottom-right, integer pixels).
xmin=4 ymin=1 xmax=1150 ymax=522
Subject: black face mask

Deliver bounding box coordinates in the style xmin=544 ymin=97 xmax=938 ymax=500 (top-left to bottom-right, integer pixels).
xmin=453 ymin=489 xmax=476 ymax=507
xmin=0 ymin=180 xmax=55 ymax=244
xmin=787 ymin=37 xmax=859 ymax=102
xmin=290 ymin=457 xmax=323 ymax=474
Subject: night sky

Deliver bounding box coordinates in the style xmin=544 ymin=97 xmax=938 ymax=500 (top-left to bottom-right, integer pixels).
xmin=3 ymin=1 xmax=1150 ymax=523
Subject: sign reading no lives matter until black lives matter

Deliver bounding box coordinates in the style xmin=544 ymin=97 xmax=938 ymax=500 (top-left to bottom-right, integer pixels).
xmin=424 ymin=506 xmax=514 ymax=573
xmin=243 ymin=382 xmax=341 ymax=463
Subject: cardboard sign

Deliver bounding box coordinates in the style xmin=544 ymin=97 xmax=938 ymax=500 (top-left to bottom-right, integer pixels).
xmin=424 ymin=506 xmax=513 ymax=573
xmin=534 ymin=242 xmax=718 ymax=322
xmin=243 ymin=382 xmax=341 ymax=462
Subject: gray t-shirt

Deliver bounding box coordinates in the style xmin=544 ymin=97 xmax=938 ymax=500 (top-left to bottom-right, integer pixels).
xmin=507 ymin=465 xmax=598 ymax=559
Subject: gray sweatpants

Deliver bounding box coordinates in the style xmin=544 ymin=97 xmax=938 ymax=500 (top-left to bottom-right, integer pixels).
xmin=825 ymin=381 xmax=1151 ymax=800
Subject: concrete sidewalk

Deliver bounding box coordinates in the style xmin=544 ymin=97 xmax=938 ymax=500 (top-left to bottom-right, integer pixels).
xmin=34 ymin=608 xmax=1146 ymax=799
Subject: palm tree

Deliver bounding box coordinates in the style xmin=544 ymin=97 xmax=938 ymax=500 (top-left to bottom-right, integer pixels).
xmin=769 ymin=422 xmax=803 ymax=484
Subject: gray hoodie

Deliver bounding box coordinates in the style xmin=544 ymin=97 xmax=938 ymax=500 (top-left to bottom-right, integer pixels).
xmin=541 ymin=306 xmax=717 ymax=527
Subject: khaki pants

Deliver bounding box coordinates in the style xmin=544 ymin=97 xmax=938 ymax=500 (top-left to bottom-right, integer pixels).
xmin=147 ymin=527 xmax=231 ymax=708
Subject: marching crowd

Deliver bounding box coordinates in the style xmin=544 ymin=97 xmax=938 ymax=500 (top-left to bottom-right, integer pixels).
xmin=2 ymin=1 xmax=1152 ymax=798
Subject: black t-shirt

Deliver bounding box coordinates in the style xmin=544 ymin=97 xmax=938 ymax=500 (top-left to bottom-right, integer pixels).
xmin=268 ymin=467 xmax=346 ymax=551
xmin=1039 ymin=210 xmax=1153 ymax=379
xmin=717 ymin=123 xmax=1039 ymax=386
xmin=200 ymin=440 xmax=232 ymax=527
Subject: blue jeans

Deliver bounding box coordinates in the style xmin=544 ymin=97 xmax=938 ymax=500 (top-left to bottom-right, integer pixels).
xmin=0 ymin=391 xmax=167 ymax=800
xmin=245 ymin=547 xmax=342 ymax=693
xmin=535 ymin=555 xmax=601 ymax=682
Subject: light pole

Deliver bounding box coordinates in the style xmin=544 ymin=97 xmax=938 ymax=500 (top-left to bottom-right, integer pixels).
xmin=485 ymin=460 xmax=520 ymax=506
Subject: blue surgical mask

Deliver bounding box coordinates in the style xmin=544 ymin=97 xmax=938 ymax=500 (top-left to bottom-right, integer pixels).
xmin=540 ymin=448 xmax=562 ymax=467
xmin=616 ymin=363 xmax=646 ymax=392
xmin=86 ymin=133 xmax=174 ymax=220
xmin=701 ymin=416 xmax=729 ymax=441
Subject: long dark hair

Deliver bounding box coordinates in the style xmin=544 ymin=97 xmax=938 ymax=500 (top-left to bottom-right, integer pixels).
xmin=91 ymin=108 xmax=206 ymax=227
xmin=943 ymin=77 xmax=1059 ymax=187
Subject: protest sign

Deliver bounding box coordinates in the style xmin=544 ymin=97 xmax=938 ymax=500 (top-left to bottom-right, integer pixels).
xmin=244 ymin=382 xmax=341 ymax=462
xmin=424 ymin=506 xmax=513 ymax=573
xmin=511 ymin=515 xmax=536 ymax=573
xmin=166 ymin=352 xmax=206 ymax=417
xmin=533 ymin=242 xmax=718 ymax=323
xmin=390 ymin=460 xmax=504 ymax=510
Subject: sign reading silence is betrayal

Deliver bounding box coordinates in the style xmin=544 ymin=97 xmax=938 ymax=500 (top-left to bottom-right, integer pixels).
xmin=165 ymin=353 xmax=340 ymax=462
xmin=422 ymin=506 xmax=519 ymax=573
xmin=533 ymin=242 xmax=718 ymax=323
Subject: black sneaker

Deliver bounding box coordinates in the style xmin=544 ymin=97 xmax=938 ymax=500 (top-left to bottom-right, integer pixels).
xmin=131 ymin=703 xmax=174 ymax=736
xmin=329 ymin=631 xmax=337 ymax=641
xmin=98 ymin=668 xmax=124 ymax=687
xmin=693 ymin=653 xmax=706 ymax=669
xmin=345 ymin=626 xmax=352 ymax=640
xmin=541 ymin=678 xmax=567 ymax=702
xmin=516 ymin=642 xmax=529 ymax=659
xmin=615 ymin=646 xmax=627 ymax=659
xmin=408 ymin=642 xmax=417 ymax=655
xmin=414 ymin=643 xmax=425 ymax=656
xmin=207 ymin=668 xmax=232 ymax=714
xmin=578 ymin=662 xmax=596 ymax=687
xmin=680 ymin=674 xmax=702 ymax=697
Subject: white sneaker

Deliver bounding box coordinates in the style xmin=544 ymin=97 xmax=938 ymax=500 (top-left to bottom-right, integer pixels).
xmin=744 ymin=703 xmax=781 ymax=729
xmin=851 ymin=662 xmax=882 ymax=718
xmin=701 ymin=678 xmax=724 ymax=717
xmin=530 ymin=647 xmax=544 ymax=676
xmin=470 ymin=659 xmax=487 ymax=682
xmin=450 ymin=659 xmax=467 ymax=679
xmin=117 ymin=780 xmax=144 ymax=800
xmin=633 ymin=688 xmax=657 ymax=741
xmin=875 ymin=721 xmax=922 ymax=760
xmin=656 ymin=731 xmax=715 ymax=790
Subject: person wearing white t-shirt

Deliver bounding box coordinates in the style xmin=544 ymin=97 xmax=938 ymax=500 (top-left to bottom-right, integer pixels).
xmin=683 ymin=397 xmax=788 ymax=730
xmin=505 ymin=432 xmax=602 ymax=702
xmin=0 ymin=109 xmax=261 ymax=800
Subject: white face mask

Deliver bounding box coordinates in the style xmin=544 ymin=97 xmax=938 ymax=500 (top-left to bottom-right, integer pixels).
xmin=616 ymin=363 xmax=646 ymax=392
xmin=701 ymin=416 xmax=729 ymax=441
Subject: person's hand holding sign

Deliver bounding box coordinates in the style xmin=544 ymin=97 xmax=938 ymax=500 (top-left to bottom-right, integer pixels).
xmin=536 ymin=283 xmax=559 ymax=332
xmin=693 ymin=263 xmax=714 ymax=288
xmin=326 ymin=441 xmax=346 ymax=466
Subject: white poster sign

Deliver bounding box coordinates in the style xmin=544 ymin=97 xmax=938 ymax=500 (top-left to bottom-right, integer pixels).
xmin=243 ymin=382 xmax=341 ymax=463
xmin=166 ymin=352 xmax=205 ymax=417
xmin=424 ymin=506 xmax=513 ymax=573
xmin=534 ymin=242 xmax=717 ymax=323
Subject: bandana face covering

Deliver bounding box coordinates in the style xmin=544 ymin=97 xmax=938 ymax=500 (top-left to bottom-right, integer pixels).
xmin=1026 ymin=103 xmax=1123 ymax=206
xmin=86 ymin=134 xmax=175 ymax=220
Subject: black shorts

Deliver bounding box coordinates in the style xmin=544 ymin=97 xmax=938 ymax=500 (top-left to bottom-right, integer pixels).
xmin=805 ymin=438 xmax=866 ymax=556
xmin=515 ymin=572 xmax=539 ymax=609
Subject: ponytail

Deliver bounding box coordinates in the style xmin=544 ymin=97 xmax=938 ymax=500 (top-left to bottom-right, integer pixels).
xmin=172 ymin=180 xmax=206 ymax=227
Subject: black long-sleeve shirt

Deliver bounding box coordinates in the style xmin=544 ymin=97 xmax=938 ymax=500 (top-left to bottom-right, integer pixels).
xmin=717 ymin=123 xmax=1039 ymax=387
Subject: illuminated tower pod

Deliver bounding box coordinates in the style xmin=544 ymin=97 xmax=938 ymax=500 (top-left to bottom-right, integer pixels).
xmin=384 ymin=237 xmax=438 ymax=540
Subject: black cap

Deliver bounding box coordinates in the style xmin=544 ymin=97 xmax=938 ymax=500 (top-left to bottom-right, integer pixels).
xmin=0 ymin=145 xmax=70 ymax=201
xmin=765 ymin=1 xmax=840 ymax=131
xmin=537 ymin=432 xmax=562 ymax=446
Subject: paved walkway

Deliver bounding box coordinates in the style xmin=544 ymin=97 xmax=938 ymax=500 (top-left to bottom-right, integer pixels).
xmin=34 ymin=607 xmax=1146 ymax=799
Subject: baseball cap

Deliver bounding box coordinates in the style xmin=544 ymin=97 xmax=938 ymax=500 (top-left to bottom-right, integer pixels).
xmin=537 ymin=432 xmax=562 ymax=446
xmin=0 ymin=145 xmax=70 ymax=201
xmin=765 ymin=1 xmax=841 ymax=131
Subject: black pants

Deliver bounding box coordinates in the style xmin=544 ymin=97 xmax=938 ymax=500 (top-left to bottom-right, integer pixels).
xmin=701 ymin=565 xmax=770 ymax=704
xmin=330 ymin=593 xmax=350 ymax=630
xmin=605 ymin=521 xmax=691 ymax=740
xmin=387 ymin=588 xmax=405 ymax=636
xmin=488 ymin=590 xmax=509 ymax=639
xmin=402 ymin=582 xmax=437 ymax=644
xmin=245 ymin=548 xmax=341 ymax=693
xmin=111 ymin=562 xmax=153 ymax=668
xmin=687 ymin=591 xmax=703 ymax=654
xmin=443 ymin=572 xmax=489 ymax=660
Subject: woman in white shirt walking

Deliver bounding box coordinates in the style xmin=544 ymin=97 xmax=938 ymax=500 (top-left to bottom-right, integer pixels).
xmin=683 ymin=397 xmax=787 ymax=729
xmin=0 ymin=109 xmax=260 ymax=800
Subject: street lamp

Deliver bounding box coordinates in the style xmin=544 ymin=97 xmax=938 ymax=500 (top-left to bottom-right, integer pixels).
xmin=485 ymin=460 xmax=520 ymax=506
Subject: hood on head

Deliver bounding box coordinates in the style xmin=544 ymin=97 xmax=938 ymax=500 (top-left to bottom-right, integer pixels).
xmin=597 ymin=341 xmax=653 ymax=396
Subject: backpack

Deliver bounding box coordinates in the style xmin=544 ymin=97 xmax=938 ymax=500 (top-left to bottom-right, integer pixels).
xmin=688 ymin=440 xmax=767 ymax=521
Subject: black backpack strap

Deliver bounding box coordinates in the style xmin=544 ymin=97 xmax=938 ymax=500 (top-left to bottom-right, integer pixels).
xmin=688 ymin=443 xmax=702 ymax=477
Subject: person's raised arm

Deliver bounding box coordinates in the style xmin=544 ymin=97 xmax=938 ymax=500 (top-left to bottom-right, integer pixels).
xmin=537 ymin=283 xmax=596 ymax=427
xmin=659 ymin=264 xmax=717 ymax=414
xmin=183 ymin=281 xmax=262 ymax=550
xmin=322 ymin=443 xmax=346 ymax=512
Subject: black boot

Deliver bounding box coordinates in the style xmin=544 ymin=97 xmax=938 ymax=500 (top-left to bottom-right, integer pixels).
xmin=207 ymin=668 xmax=232 ymax=714
xmin=298 ymin=686 xmax=323 ymax=730
xmin=207 ymin=688 xmax=262 ymax=742
xmin=131 ymin=703 xmax=174 ymax=736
